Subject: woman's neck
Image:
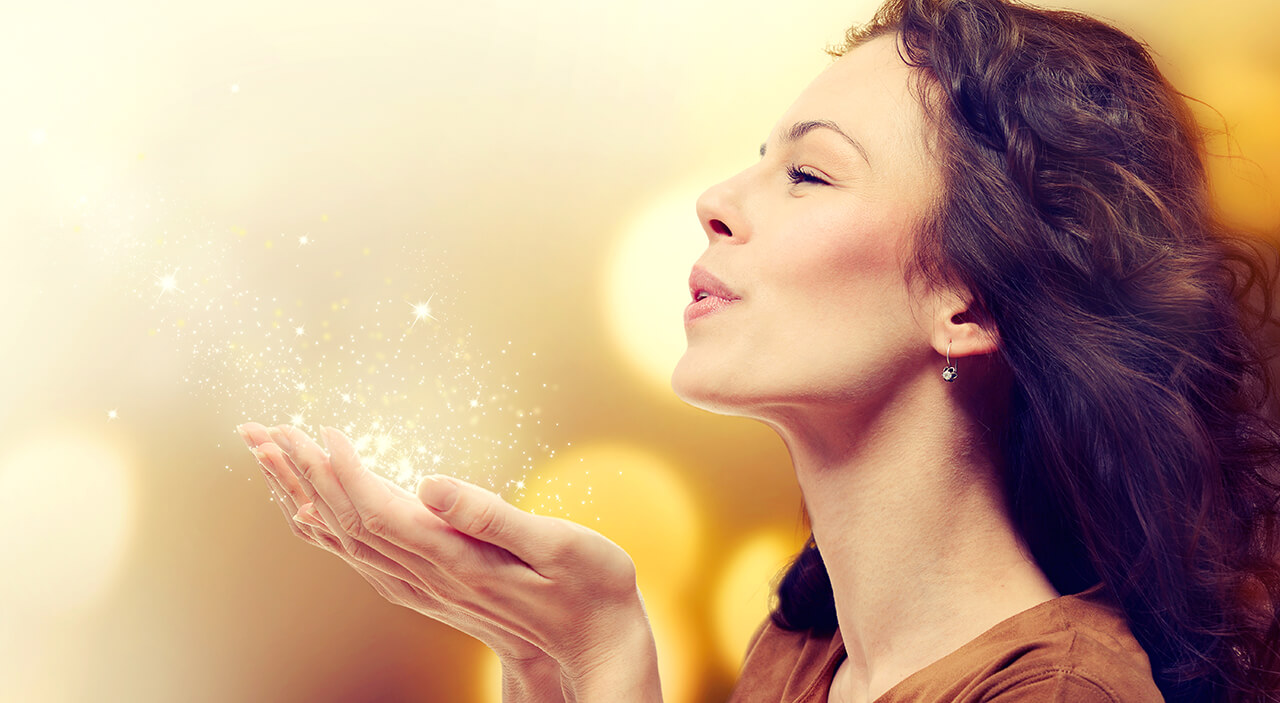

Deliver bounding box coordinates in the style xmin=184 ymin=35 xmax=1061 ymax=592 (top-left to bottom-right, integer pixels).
xmin=762 ymin=383 xmax=1060 ymax=703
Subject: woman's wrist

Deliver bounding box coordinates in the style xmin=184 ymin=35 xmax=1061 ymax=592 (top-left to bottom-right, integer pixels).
xmin=500 ymin=652 xmax=567 ymax=703
xmin=557 ymin=601 xmax=662 ymax=703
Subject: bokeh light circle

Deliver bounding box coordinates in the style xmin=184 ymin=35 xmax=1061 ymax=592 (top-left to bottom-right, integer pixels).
xmin=603 ymin=180 xmax=714 ymax=393
xmin=0 ymin=430 xmax=136 ymax=621
xmin=711 ymin=529 xmax=805 ymax=675
xmin=515 ymin=441 xmax=703 ymax=588
xmin=644 ymin=590 xmax=700 ymax=703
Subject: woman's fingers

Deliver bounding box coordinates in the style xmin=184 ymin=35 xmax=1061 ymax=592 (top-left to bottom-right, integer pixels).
xmin=319 ymin=426 xmax=440 ymax=535
xmin=243 ymin=424 xmax=525 ymax=638
xmin=292 ymin=504 xmax=447 ymax=603
xmin=255 ymin=444 xmax=310 ymax=512
xmin=257 ymin=435 xmax=358 ymax=553
xmin=249 ymin=423 xmax=552 ymax=603
xmin=418 ymin=474 xmax=573 ymax=572
xmin=280 ymin=426 xmax=540 ymax=587
xmin=238 ymin=422 xmax=275 ymax=451
xmin=263 ymin=472 xmax=318 ymax=543
xmin=271 ymin=425 xmax=400 ymax=548
xmin=255 ymin=442 xmax=351 ymax=552
xmin=267 ymin=426 xmax=473 ymax=584
xmin=248 ymin=444 xmax=320 ymax=543
xmin=241 ymin=424 xmax=326 ymax=540
xmin=287 ymin=503 xmax=454 ymax=616
xmin=292 ymin=502 xmax=328 ymax=529
xmin=317 ymin=427 xmax=481 ymax=562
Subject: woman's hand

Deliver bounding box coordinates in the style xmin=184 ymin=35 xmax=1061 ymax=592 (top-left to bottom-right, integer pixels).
xmin=237 ymin=422 xmax=662 ymax=703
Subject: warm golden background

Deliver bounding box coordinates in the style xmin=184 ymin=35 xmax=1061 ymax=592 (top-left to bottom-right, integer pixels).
xmin=2 ymin=1 xmax=1277 ymax=701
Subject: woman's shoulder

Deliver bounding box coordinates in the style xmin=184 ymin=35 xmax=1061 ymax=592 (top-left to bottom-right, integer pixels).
xmin=878 ymin=582 xmax=1166 ymax=702
xmin=727 ymin=583 xmax=1166 ymax=703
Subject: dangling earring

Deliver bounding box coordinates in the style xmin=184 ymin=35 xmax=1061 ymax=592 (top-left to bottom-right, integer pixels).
xmin=942 ymin=340 xmax=958 ymax=382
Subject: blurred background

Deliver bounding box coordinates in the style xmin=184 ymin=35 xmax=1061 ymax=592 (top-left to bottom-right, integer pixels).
xmin=1 ymin=0 xmax=1276 ymax=701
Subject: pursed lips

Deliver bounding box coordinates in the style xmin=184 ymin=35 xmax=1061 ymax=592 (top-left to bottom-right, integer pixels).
xmin=688 ymin=266 xmax=740 ymax=303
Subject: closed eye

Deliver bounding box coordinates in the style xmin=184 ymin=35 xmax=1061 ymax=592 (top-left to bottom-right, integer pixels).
xmin=786 ymin=164 xmax=830 ymax=186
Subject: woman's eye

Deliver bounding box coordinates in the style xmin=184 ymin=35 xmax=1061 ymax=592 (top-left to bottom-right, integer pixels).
xmin=786 ymin=165 xmax=829 ymax=186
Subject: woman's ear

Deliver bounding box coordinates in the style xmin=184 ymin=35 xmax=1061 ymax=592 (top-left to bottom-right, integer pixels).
xmin=931 ymin=287 xmax=999 ymax=359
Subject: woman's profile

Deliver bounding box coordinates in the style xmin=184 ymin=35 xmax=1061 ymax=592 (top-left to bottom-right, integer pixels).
xmin=238 ymin=0 xmax=1280 ymax=700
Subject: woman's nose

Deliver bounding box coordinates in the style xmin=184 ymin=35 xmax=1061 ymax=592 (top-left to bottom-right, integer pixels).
xmin=695 ymin=176 xmax=741 ymax=243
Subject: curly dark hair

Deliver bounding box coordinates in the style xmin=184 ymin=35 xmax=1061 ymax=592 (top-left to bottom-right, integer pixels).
xmin=768 ymin=1 xmax=1280 ymax=701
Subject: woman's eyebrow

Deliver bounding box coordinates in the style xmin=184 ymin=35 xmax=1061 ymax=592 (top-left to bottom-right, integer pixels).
xmin=759 ymin=119 xmax=871 ymax=168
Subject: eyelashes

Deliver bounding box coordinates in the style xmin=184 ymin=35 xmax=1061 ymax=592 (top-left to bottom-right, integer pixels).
xmin=786 ymin=164 xmax=830 ymax=186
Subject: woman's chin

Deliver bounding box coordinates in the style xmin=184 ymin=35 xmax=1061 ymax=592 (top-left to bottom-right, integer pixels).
xmin=670 ymin=356 xmax=747 ymax=415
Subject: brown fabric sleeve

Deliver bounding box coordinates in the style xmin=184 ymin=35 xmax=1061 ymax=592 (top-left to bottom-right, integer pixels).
xmin=982 ymin=668 xmax=1122 ymax=702
xmin=737 ymin=617 xmax=772 ymax=671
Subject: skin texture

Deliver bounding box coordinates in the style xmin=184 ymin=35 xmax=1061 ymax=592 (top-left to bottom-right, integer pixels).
xmin=675 ymin=36 xmax=1060 ymax=703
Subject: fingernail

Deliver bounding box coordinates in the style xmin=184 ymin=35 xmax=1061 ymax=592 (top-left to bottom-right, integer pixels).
xmin=318 ymin=426 xmax=331 ymax=454
xmin=293 ymin=503 xmax=327 ymax=529
xmin=236 ymin=425 xmax=252 ymax=446
xmin=251 ymin=447 xmax=278 ymax=478
xmin=267 ymin=427 xmax=293 ymax=453
xmin=421 ymin=475 xmax=458 ymax=512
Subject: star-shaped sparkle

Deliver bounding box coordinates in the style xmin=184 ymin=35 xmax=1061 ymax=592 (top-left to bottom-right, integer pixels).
xmin=155 ymin=269 xmax=181 ymax=299
xmin=409 ymin=294 xmax=437 ymax=328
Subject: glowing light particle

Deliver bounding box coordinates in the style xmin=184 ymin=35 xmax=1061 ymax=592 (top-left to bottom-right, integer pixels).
xmin=230 ymin=83 xmax=240 ymax=93
xmin=289 ymin=414 xmax=304 ymax=426
xmin=409 ymin=294 xmax=436 ymax=328
xmin=155 ymin=269 xmax=181 ymax=298
xmin=294 ymin=326 xmax=305 ymax=336
xmin=298 ymin=236 xmax=309 ymax=246
xmin=374 ymin=433 xmax=394 ymax=455
xmin=106 ymin=409 xmax=118 ymax=421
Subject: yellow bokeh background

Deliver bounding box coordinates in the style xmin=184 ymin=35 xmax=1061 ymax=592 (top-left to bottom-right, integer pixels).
xmin=2 ymin=0 xmax=1276 ymax=701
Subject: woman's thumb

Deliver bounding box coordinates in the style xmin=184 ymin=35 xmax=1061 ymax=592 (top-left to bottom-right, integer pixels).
xmin=419 ymin=474 xmax=535 ymax=556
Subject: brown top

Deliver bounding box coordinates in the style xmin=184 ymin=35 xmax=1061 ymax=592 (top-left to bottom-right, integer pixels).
xmin=727 ymin=584 xmax=1165 ymax=702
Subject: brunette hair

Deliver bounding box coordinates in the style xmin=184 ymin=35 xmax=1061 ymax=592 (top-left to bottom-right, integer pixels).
xmin=769 ymin=1 xmax=1280 ymax=701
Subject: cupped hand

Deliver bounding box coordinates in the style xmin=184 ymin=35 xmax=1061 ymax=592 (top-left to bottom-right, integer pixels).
xmin=237 ymin=422 xmax=660 ymax=699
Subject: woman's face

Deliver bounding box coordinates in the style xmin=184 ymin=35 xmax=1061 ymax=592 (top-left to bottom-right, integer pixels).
xmin=671 ymin=34 xmax=947 ymax=419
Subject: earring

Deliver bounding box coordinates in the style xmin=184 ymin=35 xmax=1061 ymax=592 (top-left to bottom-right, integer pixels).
xmin=942 ymin=340 xmax=958 ymax=382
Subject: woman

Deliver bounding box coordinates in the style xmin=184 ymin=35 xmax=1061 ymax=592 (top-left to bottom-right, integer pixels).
xmin=238 ymin=0 xmax=1280 ymax=700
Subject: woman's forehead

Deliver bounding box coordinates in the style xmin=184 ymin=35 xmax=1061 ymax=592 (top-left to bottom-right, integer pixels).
xmin=770 ymin=34 xmax=937 ymax=177
xmin=782 ymin=35 xmax=918 ymax=131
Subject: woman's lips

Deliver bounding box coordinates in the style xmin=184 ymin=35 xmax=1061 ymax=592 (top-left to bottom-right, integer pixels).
xmin=685 ymin=266 xmax=740 ymax=326
xmin=684 ymin=294 xmax=738 ymax=325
